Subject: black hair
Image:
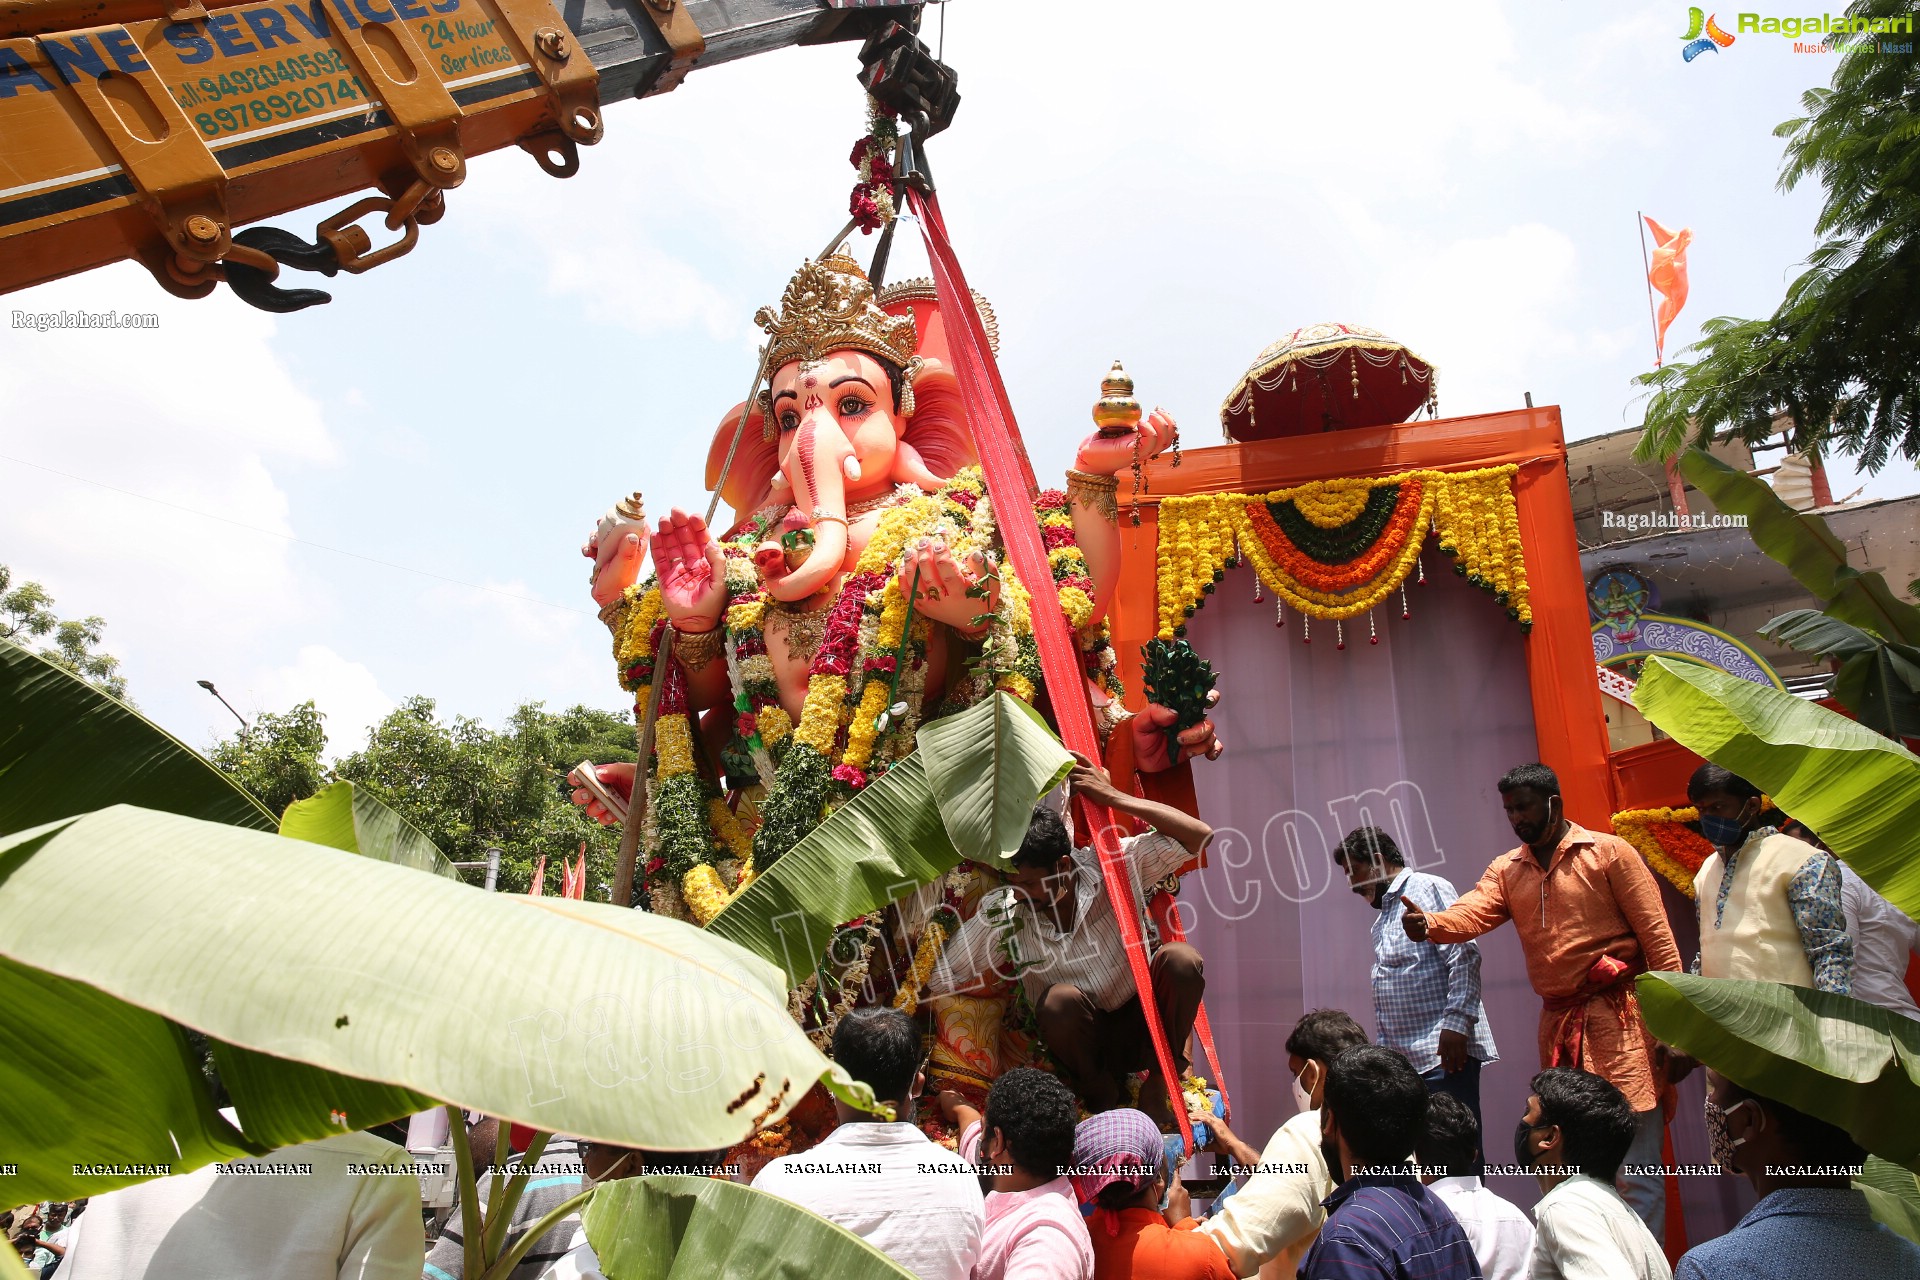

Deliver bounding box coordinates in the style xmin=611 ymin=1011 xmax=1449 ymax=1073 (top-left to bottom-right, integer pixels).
xmin=639 ymin=1148 xmax=733 ymax=1175
xmin=1719 ymin=1080 xmax=1867 ymax=1168
xmin=1686 ymin=763 xmax=1763 ymax=804
xmin=1324 ymin=1045 xmax=1428 ymax=1168
xmin=831 ymin=1007 xmax=922 ymax=1103
xmin=1009 ymin=805 xmax=1074 ymax=872
xmin=1094 ymin=1174 xmax=1155 ymax=1211
xmin=1285 ymin=1009 xmax=1370 ymax=1065
xmin=984 ymin=1067 xmax=1079 ymax=1179
xmin=879 ymin=358 xmax=906 ymax=414
xmin=1416 ymin=1092 xmax=1482 ymax=1178
xmin=1498 ymin=763 xmax=1560 ymax=800
xmin=1532 ymin=1068 xmax=1635 ymax=1181
xmin=1332 ymin=825 xmax=1405 ymax=871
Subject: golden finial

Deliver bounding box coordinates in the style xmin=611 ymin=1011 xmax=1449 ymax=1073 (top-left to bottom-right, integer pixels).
xmin=1093 ymin=359 xmax=1143 ymax=436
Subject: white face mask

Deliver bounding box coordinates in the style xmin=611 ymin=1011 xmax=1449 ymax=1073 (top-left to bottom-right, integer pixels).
xmin=1291 ymin=1062 xmax=1318 ymax=1115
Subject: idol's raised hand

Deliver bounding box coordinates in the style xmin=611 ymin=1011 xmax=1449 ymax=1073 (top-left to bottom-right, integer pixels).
xmin=583 ymin=493 xmax=648 ymax=608
xmin=1072 ymin=406 xmax=1178 ymax=478
xmin=650 ymin=508 xmax=727 ymax=632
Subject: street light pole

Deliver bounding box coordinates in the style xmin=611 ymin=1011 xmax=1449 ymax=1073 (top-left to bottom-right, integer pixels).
xmin=196 ymin=679 xmax=249 ymax=732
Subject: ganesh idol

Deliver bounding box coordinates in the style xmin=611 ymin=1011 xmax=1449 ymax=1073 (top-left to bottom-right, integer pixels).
xmin=568 ymin=251 xmax=1219 ymax=1110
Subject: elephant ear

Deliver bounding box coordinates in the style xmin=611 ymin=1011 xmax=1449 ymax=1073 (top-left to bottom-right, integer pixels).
xmin=706 ymin=401 xmax=782 ymax=527
xmin=900 ymin=362 xmax=977 ymax=482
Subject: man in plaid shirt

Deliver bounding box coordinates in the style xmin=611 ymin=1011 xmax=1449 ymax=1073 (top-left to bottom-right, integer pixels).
xmin=1334 ymin=825 xmax=1498 ymax=1156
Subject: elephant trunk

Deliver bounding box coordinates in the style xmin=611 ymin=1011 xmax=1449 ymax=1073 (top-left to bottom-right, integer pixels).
xmin=767 ymin=408 xmax=852 ymax=602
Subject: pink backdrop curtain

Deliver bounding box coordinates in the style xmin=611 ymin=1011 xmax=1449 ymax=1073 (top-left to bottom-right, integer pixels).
xmin=1175 ymin=559 xmax=1745 ymax=1238
xmin=1177 ymin=560 xmax=1556 ymax=1211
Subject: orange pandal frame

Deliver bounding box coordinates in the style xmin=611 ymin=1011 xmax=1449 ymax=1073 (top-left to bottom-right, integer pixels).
xmin=1109 ymin=408 xmax=1616 ymax=830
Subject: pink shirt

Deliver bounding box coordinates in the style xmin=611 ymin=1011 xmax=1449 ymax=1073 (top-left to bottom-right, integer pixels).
xmin=961 ymin=1120 xmax=1094 ymax=1280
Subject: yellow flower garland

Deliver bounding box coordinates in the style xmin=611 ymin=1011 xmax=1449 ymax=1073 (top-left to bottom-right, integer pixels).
xmin=1611 ymin=805 xmax=1712 ymax=898
xmin=794 ymin=674 xmax=849 ymax=753
xmin=892 ymin=920 xmax=949 ymax=1016
xmin=682 ymin=863 xmax=731 ymax=925
xmin=653 ymin=713 xmax=697 ymax=776
xmin=1156 ymin=465 xmax=1531 ymax=636
xmin=1291 ymin=479 xmax=1373 ymax=529
xmin=613 ymin=584 xmax=665 ymax=689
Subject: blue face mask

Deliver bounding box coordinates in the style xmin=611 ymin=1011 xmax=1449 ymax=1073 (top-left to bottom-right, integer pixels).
xmin=1699 ymin=803 xmax=1752 ymax=850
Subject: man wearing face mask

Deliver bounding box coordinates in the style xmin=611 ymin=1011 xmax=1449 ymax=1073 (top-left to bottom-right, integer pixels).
xmin=1675 ymin=1069 xmax=1920 ymax=1278
xmin=1297 ymin=1046 xmax=1481 ymax=1280
xmin=1517 ymin=1068 xmax=1670 ymax=1280
xmin=1333 ymin=826 xmax=1498 ymax=1155
xmin=1402 ymin=762 xmax=1682 ymax=1236
xmin=1192 ymin=1010 xmax=1367 ymax=1278
xmin=1686 ymin=765 xmax=1853 ymax=994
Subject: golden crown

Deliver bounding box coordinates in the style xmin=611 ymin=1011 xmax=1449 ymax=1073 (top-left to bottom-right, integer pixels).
xmin=755 ymin=252 xmax=921 ymax=378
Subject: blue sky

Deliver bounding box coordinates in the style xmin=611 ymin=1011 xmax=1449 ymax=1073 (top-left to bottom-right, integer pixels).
xmin=2 ymin=0 xmax=1912 ymax=756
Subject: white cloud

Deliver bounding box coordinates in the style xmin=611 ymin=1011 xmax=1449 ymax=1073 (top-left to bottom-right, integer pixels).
xmin=0 ymin=262 xmax=337 ymax=747
xmin=243 ymin=644 xmax=396 ymax=758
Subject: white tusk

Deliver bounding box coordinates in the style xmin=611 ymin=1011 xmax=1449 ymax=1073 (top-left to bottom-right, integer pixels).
xmin=843 ymin=456 xmax=862 ymax=482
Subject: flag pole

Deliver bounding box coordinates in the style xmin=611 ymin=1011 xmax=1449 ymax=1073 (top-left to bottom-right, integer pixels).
xmin=1637 ymin=211 xmax=1663 ymax=367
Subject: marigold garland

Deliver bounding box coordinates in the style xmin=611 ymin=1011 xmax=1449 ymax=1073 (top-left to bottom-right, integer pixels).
xmin=1612 ymin=806 xmax=1714 ymax=897
xmin=892 ymin=920 xmax=949 ymax=1016
xmin=1156 ymin=465 xmax=1531 ymax=637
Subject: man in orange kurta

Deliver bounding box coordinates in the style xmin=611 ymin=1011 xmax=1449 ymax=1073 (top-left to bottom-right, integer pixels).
xmin=1402 ymin=762 xmax=1682 ymax=1237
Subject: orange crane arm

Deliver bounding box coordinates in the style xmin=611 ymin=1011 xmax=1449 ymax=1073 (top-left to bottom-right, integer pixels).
xmin=0 ymin=0 xmax=924 ymax=307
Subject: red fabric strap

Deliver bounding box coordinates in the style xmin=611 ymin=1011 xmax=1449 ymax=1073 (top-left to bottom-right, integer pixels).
xmin=1149 ymin=891 xmax=1231 ymax=1125
xmin=911 ymin=188 xmax=1201 ymax=1150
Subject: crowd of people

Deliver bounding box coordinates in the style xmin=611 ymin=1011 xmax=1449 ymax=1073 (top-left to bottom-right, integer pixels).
xmin=24 ymin=759 xmax=1920 ymax=1279
xmin=4 ymin=1200 xmax=76 ymax=1277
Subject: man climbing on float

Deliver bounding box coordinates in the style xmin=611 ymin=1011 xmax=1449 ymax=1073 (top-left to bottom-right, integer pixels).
xmin=930 ymin=752 xmax=1213 ymax=1127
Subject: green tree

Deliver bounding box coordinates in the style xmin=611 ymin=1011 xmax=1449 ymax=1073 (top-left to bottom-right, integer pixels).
xmin=1635 ymin=0 xmax=1920 ymax=472
xmin=0 ymin=563 xmax=129 ymax=701
xmin=208 ymin=702 xmax=332 ymax=819
xmin=334 ymin=697 xmax=634 ymax=897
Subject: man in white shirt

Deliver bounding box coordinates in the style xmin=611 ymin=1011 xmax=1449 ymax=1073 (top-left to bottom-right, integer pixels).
xmin=932 ymin=756 xmax=1213 ymax=1124
xmin=1188 ymin=1010 xmax=1368 ymax=1278
xmin=751 ymin=1007 xmax=983 ymax=1280
xmin=1516 ymin=1068 xmax=1670 ymax=1280
xmin=51 ymin=1117 xmax=422 ymax=1279
xmin=1836 ymin=860 xmax=1920 ymax=1021
xmin=1416 ymin=1092 xmax=1533 ymax=1280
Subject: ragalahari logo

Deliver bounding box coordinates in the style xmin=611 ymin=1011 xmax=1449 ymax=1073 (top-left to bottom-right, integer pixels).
xmin=1681 ymin=8 xmax=1737 ymax=59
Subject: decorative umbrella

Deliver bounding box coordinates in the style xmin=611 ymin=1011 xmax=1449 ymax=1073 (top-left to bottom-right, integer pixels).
xmin=1219 ymin=322 xmax=1437 ymax=442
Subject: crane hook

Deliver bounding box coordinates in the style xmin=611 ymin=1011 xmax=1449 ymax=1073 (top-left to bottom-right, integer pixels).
xmin=222 ymin=226 xmax=339 ymax=312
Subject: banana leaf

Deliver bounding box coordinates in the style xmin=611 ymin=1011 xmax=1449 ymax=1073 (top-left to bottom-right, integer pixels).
xmin=280 ymin=779 xmax=459 ymax=879
xmin=0 ymin=638 xmax=274 ymax=835
xmin=1857 ymin=1157 xmax=1920 ymax=1246
xmin=0 ymin=1237 xmax=32 ymax=1280
xmin=0 ymin=780 xmax=463 ymax=1199
xmin=584 ymin=1174 xmax=917 ymax=1280
xmin=1678 ymin=449 xmax=1920 ymax=644
xmin=1760 ymin=610 xmax=1920 ymax=739
xmin=707 ymin=693 xmax=1072 ymax=987
xmin=0 ymin=806 xmax=870 ymax=1206
xmin=918 ymin=692 xmax=1076 ymax=862
xmin=1631 ymin=656 xmax=1920 ymax=916
xmin=1635 ymin=972 xmax=1920 ymax=1170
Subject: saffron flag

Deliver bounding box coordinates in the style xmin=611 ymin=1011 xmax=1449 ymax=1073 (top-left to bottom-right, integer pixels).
xmin=1644 ymin=216 xmax=1693 ymax=365
xmin=529 ymin=853 xmax=547 ymax=897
